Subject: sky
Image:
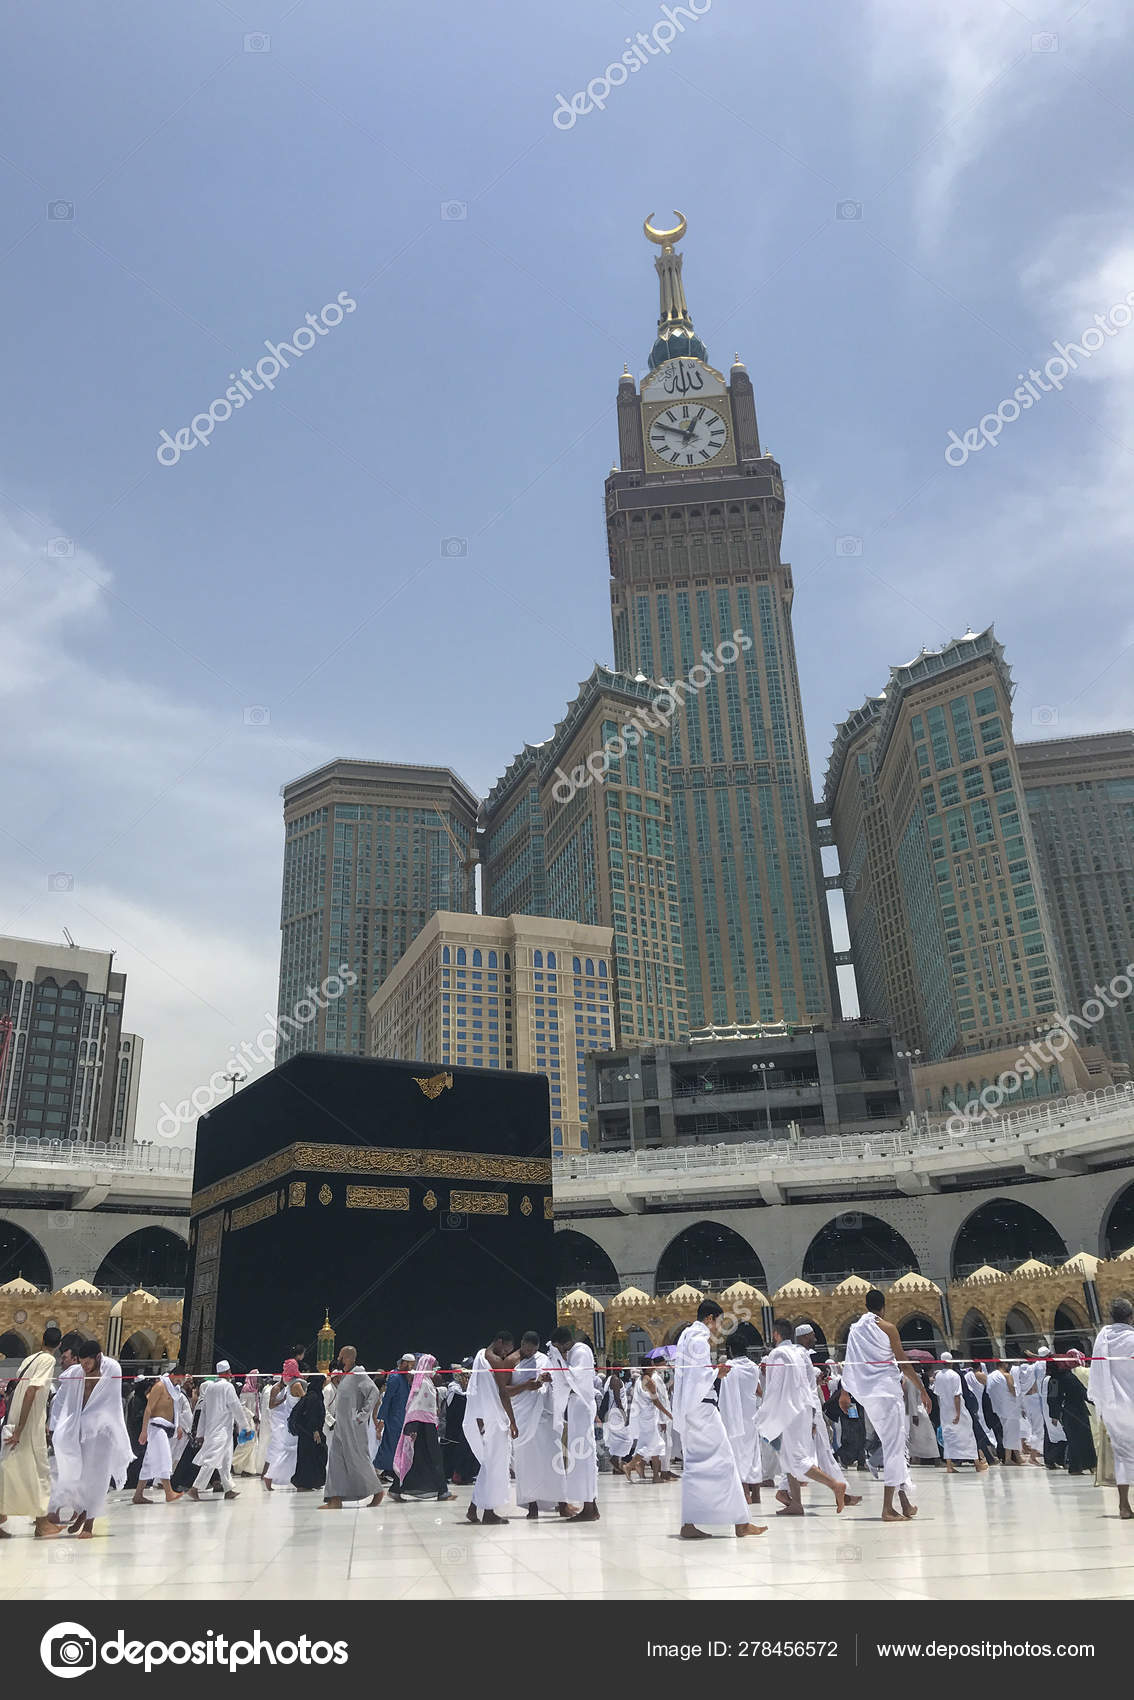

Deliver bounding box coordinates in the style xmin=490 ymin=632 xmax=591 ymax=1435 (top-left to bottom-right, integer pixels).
xmin=2 ymin=0 xmax=1134 ymax=1145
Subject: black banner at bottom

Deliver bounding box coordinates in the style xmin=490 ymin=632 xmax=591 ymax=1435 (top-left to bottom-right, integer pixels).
xmin=2 ymin=1601 xmax=1125 ymax=1691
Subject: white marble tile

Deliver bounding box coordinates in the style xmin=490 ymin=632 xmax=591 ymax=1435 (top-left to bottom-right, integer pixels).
xmin=5 ymin=1468 xmax=1131 ymax=1601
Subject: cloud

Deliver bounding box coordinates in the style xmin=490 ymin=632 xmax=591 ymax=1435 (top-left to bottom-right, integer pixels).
xmin=864 ymin=0 xmax=1130 ymax=242
xmin=0 ymin=509 xmax=322 ymax=1146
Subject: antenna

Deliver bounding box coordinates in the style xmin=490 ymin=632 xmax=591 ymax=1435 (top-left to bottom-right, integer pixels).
xmin=62 ymin=928 xmax=77 ymax=949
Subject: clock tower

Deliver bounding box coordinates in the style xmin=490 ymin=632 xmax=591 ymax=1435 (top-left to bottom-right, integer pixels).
xmin=606 ymin=214 xmax=837 ymax=1030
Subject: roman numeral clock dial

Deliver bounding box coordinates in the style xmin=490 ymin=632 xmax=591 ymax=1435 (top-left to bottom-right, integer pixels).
xmin=647 ymin=403 xmax=728 ymax=465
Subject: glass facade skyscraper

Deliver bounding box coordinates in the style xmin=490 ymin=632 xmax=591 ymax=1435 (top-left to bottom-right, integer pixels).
xmin=277 ymin=759 xmax=478 ymax=1061
xmin=1020 ymin=730 xmax=1134 ymax=1069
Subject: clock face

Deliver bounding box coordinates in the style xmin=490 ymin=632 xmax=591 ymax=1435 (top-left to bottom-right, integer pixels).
xmin=647 ymin=403 xmax=728 ymax=466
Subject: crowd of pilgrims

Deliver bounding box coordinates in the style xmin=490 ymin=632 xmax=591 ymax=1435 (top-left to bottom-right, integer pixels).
xmin=1 ymin=1291 xmax=1133 ymax=1540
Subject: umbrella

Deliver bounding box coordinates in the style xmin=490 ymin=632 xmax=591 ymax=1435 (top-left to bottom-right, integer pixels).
xmin=647 ymin=1346 xmax=677 ymax=1360
xmin=903 ymin=1348 xmax=936 ymax=1362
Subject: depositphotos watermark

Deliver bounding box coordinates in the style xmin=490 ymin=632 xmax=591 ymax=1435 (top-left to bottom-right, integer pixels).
xmin=553 ymin=0 xmax=712 ymax=129
xmin=550 ymin=630 xmax=753 ymax=803
xmin=40 ymin=1622 xmax=348 ymax=1676
xmin=156 ymin=965 xmax=356 ymax=1137
xmin=945 ymin=963 xmax=1134 ymax=1133
xmin=156 ymin=292 xmax=357 ymax=465
xmin=944 ymin=289 xmax=1134 ymax=465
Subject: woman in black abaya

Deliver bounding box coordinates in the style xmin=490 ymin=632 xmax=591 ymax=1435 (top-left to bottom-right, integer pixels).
xmin=289 ymin=1374 xmax=327 ymax=1491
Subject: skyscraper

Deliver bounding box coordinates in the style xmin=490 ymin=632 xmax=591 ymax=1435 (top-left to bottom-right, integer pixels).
xmin=0 ymin=935 xmax=131 ymax=1144
xmin=368 ymin=912 xmax=614 ymax=1150
xmin=481 ymin=664 xmax=686 ymax=1046
xmin=825 ymin=629 xmax=1065 ymax=1060
xmin=1019 ymin=730 xmax=1134 ymax=1068
xmin=277 ymin=759 xmax=478 ymax=1061
xmin=604 ymin=216 xmax=836 ymax=1029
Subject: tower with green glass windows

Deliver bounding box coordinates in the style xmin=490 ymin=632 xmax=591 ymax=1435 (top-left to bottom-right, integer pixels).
xmin=605 ymin=218 xmax=837 ymax=1029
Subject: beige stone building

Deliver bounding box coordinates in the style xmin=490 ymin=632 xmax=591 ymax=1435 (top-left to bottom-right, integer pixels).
xmin=368 ymin=912 xmax=614 ymax=1151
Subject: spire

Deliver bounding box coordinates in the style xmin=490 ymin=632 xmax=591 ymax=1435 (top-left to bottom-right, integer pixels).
xmin=643 ymin=211 xmax=707 ymax=370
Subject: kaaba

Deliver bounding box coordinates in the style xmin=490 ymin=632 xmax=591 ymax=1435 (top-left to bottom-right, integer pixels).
xmin=182 ymin=1055 xmax=555 ymax=1374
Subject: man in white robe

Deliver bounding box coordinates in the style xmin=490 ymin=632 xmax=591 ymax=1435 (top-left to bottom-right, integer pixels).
xmin=630 ymin=1364 xmax=671 ymax=1484
xmin=842 ymin=1291 xmax=929 ymax=1522
xmin=133 ymin=1368 xmax=186 ymax=1503
xmin=985 ymin=1363 xmax=1023 ymax=1463
xmin=601 ymin=1369 xmax=635 ymax=1473
xmin=464 ymin=1330 xmax=518 ymax=1524
xmin=73 ymin=1339 xmax=134 ymax=1537
xmin=1088 ymin=1297 xmax=1134 ymax=1519
xmin=934 ymin=1353 xmax=985 ymax=1472
xmin=189 ymin=1361 xmax=246 ymax=1501
xmin=0 ymin=1325 xmax=62 ymax=1539
xmin=673 ymin=1301 xmax=765 ymax=1540
xmin=549 ymin=1326 xmax=601 ymax=1521
xmin=47 ymin=1341 xmax=85 ymax=1525
xmin=718 ymin=1336 xmax=763 ymax=1504
xmin=1012 ymin=1358 xmax=1044 ymax=1461
xmin=511 ymin=1331 xmax=559 ymax=1517
xmin=758 ymin=1320 xmax=849 ymax=1516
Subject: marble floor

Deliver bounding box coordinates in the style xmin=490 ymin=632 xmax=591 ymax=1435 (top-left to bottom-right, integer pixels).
xmin=3 ymin=1466 xmax=1133 ymax=1602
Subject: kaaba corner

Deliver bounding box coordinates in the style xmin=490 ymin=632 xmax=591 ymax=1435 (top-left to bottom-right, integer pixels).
xmin=182 ymin=1055 xmax=555 ymax=1374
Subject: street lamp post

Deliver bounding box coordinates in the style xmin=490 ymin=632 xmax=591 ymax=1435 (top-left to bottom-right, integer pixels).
xmin=223 ymin=1063 xmax=247 ymax=1098
xmin=615 ymin=1070 xmax=641 ymax=1153
xmin=896 ymin=1047 xmax=922 ymax=1126
xmin=751 ymin=1061 xmax=776 ymax=1137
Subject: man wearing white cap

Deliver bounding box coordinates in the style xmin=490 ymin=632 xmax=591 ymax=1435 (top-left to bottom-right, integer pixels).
xmin=189 ymin=1362 xmax=246 ymax=1501
xmin=933 ymin=1353 xmax=986 ymax=1474
xmin=792 ymin=1324 xmax=861 ymax=1508
xmin=757 ymin=1319 xmax=849 ymax=1516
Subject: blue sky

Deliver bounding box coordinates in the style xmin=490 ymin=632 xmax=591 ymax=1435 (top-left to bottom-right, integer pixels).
xmin=3 ymin=0 xmax=1133 ymax=1140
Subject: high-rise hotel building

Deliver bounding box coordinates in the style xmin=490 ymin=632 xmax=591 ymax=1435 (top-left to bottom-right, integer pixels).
xmin=825 ymin=629 xmax=1065 ymax=1060
xmin=481 ymin=666 xmax=686 ymax=1047
xmin=1019 ymin=730 xmax=1134 ymax=1069
xmin=603 ymin=217 xmax=837 ymax=1030
xmin=277 ymin=760 xmax=478 ymax=1061
xmin=368 ymin=913 xmax=614 ymax=1149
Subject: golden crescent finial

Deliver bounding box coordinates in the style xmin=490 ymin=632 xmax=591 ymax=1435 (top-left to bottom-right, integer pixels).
xmin=644 ymin=210 xmax=687 ymax=247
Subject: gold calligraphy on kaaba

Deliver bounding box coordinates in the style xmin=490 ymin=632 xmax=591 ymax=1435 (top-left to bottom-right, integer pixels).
xmin=289 ymin=1182 xmax=306 ymax=1208
xmin=450 ymin=1189 xmax=508 ymax=1216
xmin=346 ymin=1186 xmax=410 ymax=1211
xmin=412 ymin=1070 xmax=453 ymax=1098
xmin=191 ymin=1142 xmax=552 ymax=1217
xmin=544 ymin=1195 xmax=554 ymax=1220
xmin=229 ymin=1193 xmax=278 ymax=1232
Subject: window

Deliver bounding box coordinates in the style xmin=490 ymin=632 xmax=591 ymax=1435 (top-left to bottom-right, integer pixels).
xmin=547 ymin=951 xmax=556 ymax=969
xmin=456 ymin=947 xmax=466 ymax=965
xmin=488 ymin=951 xmax=497 ymax=968
xmin=442 ymin=945 xmax=450 ymax=963
xmin=472 ymin=949 xmax=482 ymax=967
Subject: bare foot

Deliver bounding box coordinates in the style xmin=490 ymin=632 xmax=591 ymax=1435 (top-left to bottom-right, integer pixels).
xmin=945 ymin=1461 xmax=955 ymax=1473
xmin=223 ymin=1491 xmax=239 ymax=1500
xmin=975 ymin=1460 xmax=989 ymax=1474
xmin=566 ymin=1505 xmax=599 ymax=1521
xmin=680 ymin=1524 xmax=712 ymax=1539
xmin=844 ymin=1493 xmax=863 ymax=1505
xmin=834 ymin=1481 xmax=847 ymax=1513
xmin=466 ymin=1505 xmax=478 ymax=1524
xmin=775 ymin=1489 xmax=792 ymax=1508
xmin=368 ymin=1493 xmax=384 ymax=1507
xmin=188 ymin=1489 xmax=200 ymax=1502
xmin=483 ymin=1510 xmax=509 ymax=1525
xmin=35 ymin=1520 xmax=62 ymax=1539
xmin=319 ymin=1499 xmax=343 ymax=1511
xmin=164 ymin=1492 xmax=183 ymax=1503
xmin=881 ymin=1507 xmax=906 ymax=1522
xmin=776 ymin=1504 xmax=804 ymax=1516
xmin=736 ymin=1523 xmax=767 ymax=1536
xmin=899 ymin=1493 xmax=918 ymax=1520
